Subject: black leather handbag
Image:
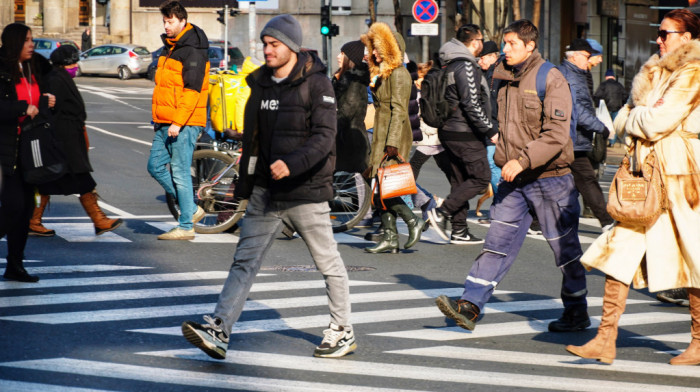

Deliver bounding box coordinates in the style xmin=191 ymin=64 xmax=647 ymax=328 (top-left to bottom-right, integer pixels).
xmin=20 ymin=96 xmax=67 ymax=184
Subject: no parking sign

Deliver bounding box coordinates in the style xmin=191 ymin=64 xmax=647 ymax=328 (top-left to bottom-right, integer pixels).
xmin=412 ymin=0 xmax=439 ymax=24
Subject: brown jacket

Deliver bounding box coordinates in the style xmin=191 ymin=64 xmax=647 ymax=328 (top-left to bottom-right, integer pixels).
xmin=492 ymin=51 xmax=573 ymax=180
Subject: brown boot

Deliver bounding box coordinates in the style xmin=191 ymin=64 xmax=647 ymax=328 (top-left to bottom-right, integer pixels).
xmin=566 ymin=276 xmax=629 ymax=364
xmin=670 ymin=288 xmax=700 ymax=365
xmin=79 ymin=190 xmax=123 ymax=235
xmin=28 ymin=195 xmax=56 ymax=237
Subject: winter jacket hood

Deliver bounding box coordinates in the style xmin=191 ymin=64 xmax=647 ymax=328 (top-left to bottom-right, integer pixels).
xmin=439 ymin=38 xmax=474 ymax=64
xmin=160 ymin=22 xmax=208 ymax=52
xmin=362 ymin=22 xmax=404 ymax=80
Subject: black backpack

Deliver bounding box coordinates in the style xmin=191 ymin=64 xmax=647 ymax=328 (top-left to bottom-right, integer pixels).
xmin=419 ymin=67 xmax=452 ymax=128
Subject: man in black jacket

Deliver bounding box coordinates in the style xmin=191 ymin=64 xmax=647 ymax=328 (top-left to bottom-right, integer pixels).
xmin=181 ymin=15 xmax=355 ymax=360
xmin=429 ymin=24 xmax=495 ymax=244
xmin=593 ymin=69 xmax=628 ymax=146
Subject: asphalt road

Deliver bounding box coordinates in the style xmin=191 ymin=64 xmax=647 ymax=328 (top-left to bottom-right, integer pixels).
xmin=0 ymin=75 xmax=697 ymax=392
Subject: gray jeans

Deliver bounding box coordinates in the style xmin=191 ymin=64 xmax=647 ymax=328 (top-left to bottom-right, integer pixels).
xmin=214 ymin=186 xmax=351 ymax=334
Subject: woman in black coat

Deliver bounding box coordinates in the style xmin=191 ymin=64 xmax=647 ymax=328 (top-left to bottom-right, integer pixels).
xmin=332 ymin=40 xmax=370 ymax=174
xmin=28 ymin=45 xmax=122 ymax=237
xmin=0 ymin=24 xmax=55 ymax=282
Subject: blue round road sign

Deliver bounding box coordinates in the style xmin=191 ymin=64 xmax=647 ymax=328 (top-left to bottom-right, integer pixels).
xmin=412 ymin=0 xmax=439 ymax=24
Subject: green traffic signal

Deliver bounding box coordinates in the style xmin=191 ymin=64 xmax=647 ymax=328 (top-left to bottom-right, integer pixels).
xmin=321 ymin=25 xmax=330 ymax=35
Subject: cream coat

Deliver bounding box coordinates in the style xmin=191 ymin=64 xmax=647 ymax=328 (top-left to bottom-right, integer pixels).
xmin=581 ymin=40 xmax=700 ymax=291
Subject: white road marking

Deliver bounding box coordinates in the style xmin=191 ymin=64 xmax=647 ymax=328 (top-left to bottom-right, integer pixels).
xmin=138 ymin=349 xmax=697 ymax=392
xmin=2 ymin=264 xmax=150 ymax=275
xmin=146 ymin=221 xmax=239 ymax=243
xmin=631 ymin=333 xmax=690 ymax=343
xmin=372 ymin=311 xmax=685 ymax=341
xmin=0 ymin=379 xmax=117 ymax=392
xmin=0 ymin=271 xmax=231 ymax=290
xmin=86 ymin=125 xmax=151 ymax=147
xmin=44 ymin=223 xmax=131 ymax=242
xmin=384 ymin=345 xmax=700 ymax=379
xmin=0 ymin=358 xmax=422 ymax=392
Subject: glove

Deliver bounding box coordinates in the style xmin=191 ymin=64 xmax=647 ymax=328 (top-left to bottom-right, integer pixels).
xmin=385 ymin=145 xmax=398 ymax=158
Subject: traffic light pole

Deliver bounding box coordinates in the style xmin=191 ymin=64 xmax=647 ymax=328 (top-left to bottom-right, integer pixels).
xmin=224 ymin=4 xmax=229 ymax=70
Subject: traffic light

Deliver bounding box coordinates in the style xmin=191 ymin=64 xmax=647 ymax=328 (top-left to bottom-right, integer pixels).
xmin=216 ymin=9 xmax=225 ymax=25
xmin=330 ymin=24 xmax=340 ymax=37
xmin=320 ymin=5 xmax=331 ymax=36
xmin=229 ymin=0 xmax=240 ymax=17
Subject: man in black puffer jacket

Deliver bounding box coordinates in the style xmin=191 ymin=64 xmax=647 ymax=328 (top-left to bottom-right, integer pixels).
xmin=181 ymin=15 xmax=355 ymax=360
xmin=430 ymin=24 xmax=495 ymax=244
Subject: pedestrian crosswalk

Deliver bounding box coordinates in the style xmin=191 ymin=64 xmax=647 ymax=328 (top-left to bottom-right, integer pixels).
xmin=0 ymin=257 xmax=697 ymax=391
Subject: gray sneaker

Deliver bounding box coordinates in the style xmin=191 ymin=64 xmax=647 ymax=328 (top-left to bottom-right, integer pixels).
xmin=182 ymin=315 xmax=229 ymax=359
xmin=313 ymin=323 xmax=357 ymax=358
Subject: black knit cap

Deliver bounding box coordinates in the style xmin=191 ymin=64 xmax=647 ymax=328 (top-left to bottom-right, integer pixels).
xmin=50 ymin=45 xmax=80 ymax=66
xmin=480 ymin=41 xmax=499 ymax=56
xmin=341 ymin=40 xmax=365 ymax=66
xmin=567 ymin=38 xmax=594 ymax=54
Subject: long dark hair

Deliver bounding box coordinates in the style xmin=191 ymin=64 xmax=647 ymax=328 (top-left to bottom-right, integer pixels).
xmin=1 ymin=23 xmax=39 ymax=84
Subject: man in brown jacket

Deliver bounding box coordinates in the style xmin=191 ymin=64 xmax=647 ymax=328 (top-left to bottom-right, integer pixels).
xmin=435 ymin=19 xmax=589 ymax=334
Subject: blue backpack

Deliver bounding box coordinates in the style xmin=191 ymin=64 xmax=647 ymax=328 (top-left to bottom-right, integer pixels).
xmin=536 ymin=61 xmax=578 ymax=144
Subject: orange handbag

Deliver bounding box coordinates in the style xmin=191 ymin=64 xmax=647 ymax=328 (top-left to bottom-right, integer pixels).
xmin=373 ymin=153 xmax=418 ymax=209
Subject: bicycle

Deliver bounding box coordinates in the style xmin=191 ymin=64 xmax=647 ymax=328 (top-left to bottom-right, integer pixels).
xmin=166 ymin=136 xmax=247 ymax=234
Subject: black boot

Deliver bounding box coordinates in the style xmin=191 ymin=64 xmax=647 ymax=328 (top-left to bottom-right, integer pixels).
xmin=3 ymin=255 xmax=39 ymax=282
xmin=549 ymin=303 xmax=591 ymax=332
xmin=390 ymin=203 xmax=425 ymax=249
xmin=365 ymin=212 xmax=398 ymax=254
xmin=364 ymin=222 xmax=385 ymax=242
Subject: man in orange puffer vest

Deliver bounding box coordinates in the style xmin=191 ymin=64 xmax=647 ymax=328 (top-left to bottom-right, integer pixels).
xmin=148 ymin=1 xmax=209 ymax=240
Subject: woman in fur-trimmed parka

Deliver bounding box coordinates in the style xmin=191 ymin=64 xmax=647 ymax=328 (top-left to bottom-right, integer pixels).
xmin=361 ymin=22 xmax=423 ymax=254
xmin=566 ymin=9 xmax=700 ymax=366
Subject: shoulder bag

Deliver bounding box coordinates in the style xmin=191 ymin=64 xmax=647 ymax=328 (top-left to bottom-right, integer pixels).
xmin=20 ymin=97 xmax=67 ymax=185
xmin=606 ymin=141 xmax=667 ymax=227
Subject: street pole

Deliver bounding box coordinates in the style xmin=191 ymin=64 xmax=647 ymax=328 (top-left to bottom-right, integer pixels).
xmin=327 ymin=0 xmax=333 ymax=79
xmin=249 ymin=2 xmax=257 ymax=60
xmin=422 ymin=35 xmax=429 ymax=63
xmin=224 ymin=3 xmax=229 ymax=70
xmin=91 ymin=0 xmax=96 ymax=46
xmin=322 ymin=0 xmax=328 ymax=77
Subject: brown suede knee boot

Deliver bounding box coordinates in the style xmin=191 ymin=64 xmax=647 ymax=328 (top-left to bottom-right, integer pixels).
xmin=566 ymin=276 xmax=629 ymax=364
xmin=670 ymin=288 xmax=700 ymax=365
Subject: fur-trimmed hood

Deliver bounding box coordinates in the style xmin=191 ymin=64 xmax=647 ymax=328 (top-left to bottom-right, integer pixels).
xmin=361 ymin=22 xmax=405 ymax=80
xmin=631 ymin=40 xmax=700 ymax=106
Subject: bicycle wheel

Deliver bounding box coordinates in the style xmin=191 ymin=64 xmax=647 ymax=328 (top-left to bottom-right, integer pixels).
xmin=329 ymin=171 xmax=371 ymax=233
xmin=167 ymin=149 xmax=246 ymax=234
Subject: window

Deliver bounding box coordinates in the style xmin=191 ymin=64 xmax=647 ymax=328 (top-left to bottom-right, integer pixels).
xmin=34 ymin=40 xmax=52 ymax=50
xmin=87 ymin=46 xmax=109 ymax=56
xmin=133 ymin=47 xmax=150 ymax=56
xmin=110 ymin=47 xmax=125 ymax=55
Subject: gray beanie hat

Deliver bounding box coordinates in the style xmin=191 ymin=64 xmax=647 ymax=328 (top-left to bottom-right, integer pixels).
xmin=260 ymin=14 xmax=302 ymax=53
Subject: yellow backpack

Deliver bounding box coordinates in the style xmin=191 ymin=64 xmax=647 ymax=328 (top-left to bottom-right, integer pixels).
xmin=209 ymin=57 xmax=262 ymax=134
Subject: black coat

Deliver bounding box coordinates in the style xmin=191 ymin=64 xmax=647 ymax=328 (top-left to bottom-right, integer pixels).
xmin=47 ymin=67 xmax=92 ymax=173
xmin=0 ymin=50 xmax=51 ymax=176
xmin=81 ymin=31 xmax=92 ymax=51
xmin=333 ymin=65 xmax=369 ymax=173
xmin=237 ymin=51 xmax=338 ymax=203
xmin=593 ymin=79 xmax=629 ymax=114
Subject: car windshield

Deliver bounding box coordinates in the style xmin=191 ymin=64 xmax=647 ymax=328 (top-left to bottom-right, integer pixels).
xmin=60 ymin=41 xmax=78 ymax=49
xmin=133 ymin=47 xmax=150 ymax=56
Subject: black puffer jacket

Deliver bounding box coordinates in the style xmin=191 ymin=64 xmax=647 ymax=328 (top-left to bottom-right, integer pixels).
xmin=237 ymin=51 xmax=337 ymax=203
xmin=408 ymin=72 xmax=421 ymax=140
xmin=593 ymin=78 xmax=629 ymax=114
xmin=333 ymin=64 xmax=369 ymax=173
xmin=557 ymin=60 xmax=607 ymax=152
xmin=0 ymin=49 xmax=51 ymax=176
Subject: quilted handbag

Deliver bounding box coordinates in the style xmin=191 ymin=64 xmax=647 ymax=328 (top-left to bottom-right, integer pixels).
xmin=374 ymin=153 xmax=417 ymax=209
xmin=607 ymin=143 xmax=667 ymax=227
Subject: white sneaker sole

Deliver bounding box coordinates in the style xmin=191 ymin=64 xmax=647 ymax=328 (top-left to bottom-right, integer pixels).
xmin=313 ymin=340 xmax=357 ymax=358
xmin=427 ymin=210 xmax=450 ymax=241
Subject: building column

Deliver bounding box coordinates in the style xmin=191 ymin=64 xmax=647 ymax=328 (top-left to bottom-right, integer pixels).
xmin=43 ymin=0 xmax=64 ymax=34
xmin=110 ymin=0 xmax=130 ymax=40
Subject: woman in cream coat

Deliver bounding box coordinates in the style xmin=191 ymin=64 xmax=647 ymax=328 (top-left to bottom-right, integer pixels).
xmin=567 ymin=9 xmax=700 ymax=365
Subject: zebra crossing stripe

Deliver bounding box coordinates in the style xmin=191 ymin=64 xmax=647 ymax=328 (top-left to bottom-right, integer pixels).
xmin=45 ymin=223 xmax=131 ymax=242
xmin=384 ymin=345 xmax=700 ymax=380
xmin=372 ymin=311 xmax=685 ymax=341
xmin=127 ymin=296 xmax=630 ymax=336
xmin=139 ymin=349 xmax=697 ymax=392
xmin=0 ymin=271 xmax=233 ymax=290
xmin=0 ymin=259 xmax=42 ymax=264
xmin=0 ymin=264 xmax=151 ymax=275
xmin=0 ymin=379 xmax=114 ymax=392
xmin=146 ymin=222 xmax=239 ymax=243
xmin=0 ymin=358 xmax=423 ymax=392
xmin=631 ymin=333 xmax=690 ymax=344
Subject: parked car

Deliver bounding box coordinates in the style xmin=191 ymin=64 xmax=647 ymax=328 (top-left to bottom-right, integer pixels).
xmin=78 ymin=44 xmax=151 ymax=80
xmin=147 ymin=44 xmax=245 ymax=82
xmin=146 ymin=46 xmax=164 ymax=81
xmin=33 ymin=38 xmax=79 ymax=61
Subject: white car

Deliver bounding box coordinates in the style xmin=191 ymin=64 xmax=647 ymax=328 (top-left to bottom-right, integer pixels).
xmin=78 ymin=44 xmax=151 ymax=80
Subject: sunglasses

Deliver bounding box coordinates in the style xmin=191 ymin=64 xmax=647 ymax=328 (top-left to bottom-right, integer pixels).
xmin=657 ymin=30 xmax=684 ymax=40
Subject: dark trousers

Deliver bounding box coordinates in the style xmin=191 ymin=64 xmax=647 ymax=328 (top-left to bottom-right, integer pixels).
xmin=571 ymin=152 xmax=614 ymax=227
xmin=461 ymin=174 xmax=586 ymax=311
xmin=440 ymin=139 xmax=490 ymax=230
xmin=409 ymin=149 xmax=452 ymax=181
xmin=0 ymin=169 xmax=35 ymax=261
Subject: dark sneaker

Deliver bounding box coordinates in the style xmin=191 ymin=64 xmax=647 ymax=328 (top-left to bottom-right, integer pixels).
xmin=657 ymin=288 xmax=689 ymax=307
xmin=548 ymin=304 xmax=591 ymax=332
xmin=435 ymin=295 xmax=480 ymax=331
xmin=182 ymin=315 xmax=229 ymax=359
xmin=313 ymin=323 xmax=357 ymax=358
xmin=450 ymin=227 xmax=484 ymax=244
xmin=428 ymin=207 xmax=451 ymax=241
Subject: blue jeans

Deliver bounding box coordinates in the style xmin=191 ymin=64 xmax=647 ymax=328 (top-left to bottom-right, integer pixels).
xmin=461 ymin=174 xmax=586 ymax=311
xmin=214 ymin=186 xmax=351 ymax=334
xmin=486 ymin=145 xmax=501 ymax=194
xmin=147 ymin=124 xmax=202 ymax=230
